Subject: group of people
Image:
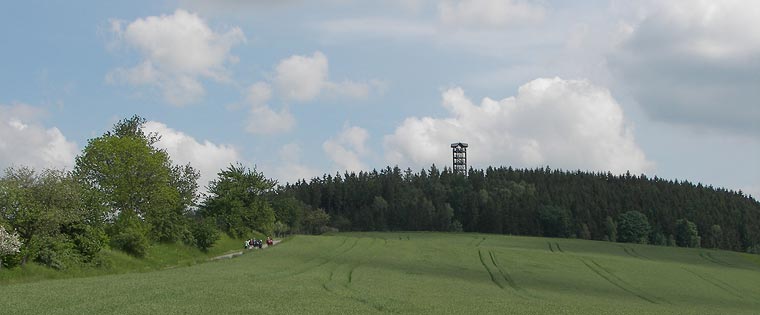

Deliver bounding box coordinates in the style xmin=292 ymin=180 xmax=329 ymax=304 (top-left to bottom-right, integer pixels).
xmin=244 ymin=236 xmax=275 ymax=250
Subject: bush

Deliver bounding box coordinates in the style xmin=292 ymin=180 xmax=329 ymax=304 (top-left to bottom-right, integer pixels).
xmin=617 ymin=211 xmax=650 ymax=244
xmin=190 ymin=219 xmax=220 ymax=252
xmin=31 ymin=234 xmax=81 ymax=270
xmin=675 ymin=219 xmax=700 ymax=248
xmin=72 ymin=225 xmax=108 ymax=262
xmin=111 ymin=227 xmax=150 ymax=258
xmin=538 ymin=205 xmax=572 ymax=237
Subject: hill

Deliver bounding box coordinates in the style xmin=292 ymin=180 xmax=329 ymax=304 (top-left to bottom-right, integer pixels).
xmin=281 ymin=166 xmax=760 ymax=252
xmin=2 ymin=232 xmax=759 ymax=314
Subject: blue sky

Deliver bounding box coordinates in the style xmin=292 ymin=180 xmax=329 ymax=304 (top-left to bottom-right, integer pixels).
xmin=1 ymin=0 xmax=758 ymax=199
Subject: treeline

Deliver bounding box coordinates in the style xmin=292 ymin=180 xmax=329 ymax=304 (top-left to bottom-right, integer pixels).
xmin=3 ymin=115 xmax=760 ymax=271
xmin=0 ymin=116 xmax=278 ymax=270
xmin=278 ymin=165 xmax=760 ymax=252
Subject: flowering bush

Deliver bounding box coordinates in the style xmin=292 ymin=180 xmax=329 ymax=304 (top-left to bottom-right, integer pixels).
xmin=0 ymin=226 xmax=22 ymax=269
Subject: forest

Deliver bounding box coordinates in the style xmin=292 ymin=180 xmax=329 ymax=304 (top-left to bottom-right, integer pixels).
xmin=279 ymin=165 xmax=760 ymax=252
xmin=1 ymin=116 xmax=759 ymax=272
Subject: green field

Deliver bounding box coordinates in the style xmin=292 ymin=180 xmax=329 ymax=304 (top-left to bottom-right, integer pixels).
xmin=2 ymin=232 xmax=759 ymax=314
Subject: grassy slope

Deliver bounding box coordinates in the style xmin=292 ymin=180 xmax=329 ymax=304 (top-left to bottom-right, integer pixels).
xmin=1 ymin=232 xmax=759 ymax=314
xmin=0 ymin=233 xmax=249 ymax=285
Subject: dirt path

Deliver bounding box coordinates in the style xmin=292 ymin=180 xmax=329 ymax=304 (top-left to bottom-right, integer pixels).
xmin=211 ymin=239 xmax=281 ymax=261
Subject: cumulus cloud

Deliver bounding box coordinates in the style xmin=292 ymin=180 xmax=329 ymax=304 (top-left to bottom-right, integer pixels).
xmin=143 ymin=121 xmax=242 ymax=191
xmin=273 ymin=51 xmax=383 ymax=102
xmin=438 ymin=0 xmax=545 ymax=29
xmin=245 ymin=105 xmax=295 ymax=135
xmin=107 ymin=9 xmax=245 ymax=106
xmin=241 ymin=81 xmax=295 ymax=135
xmin=384 ymin=77 xmax=653 ymax=174
xmin=323 ymin=125 xmax=370 ymax=172
xmin=609 ymin=1 xmax=760 ymax=135
xmin=271 ymin=143 xmax=321 ymax=184
xmin=0 ymin=104 xmax=78 ymax=171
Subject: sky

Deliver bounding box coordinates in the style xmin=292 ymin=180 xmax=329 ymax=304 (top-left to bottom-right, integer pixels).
xmin=0 ymin=0 xmax=758 ymax=199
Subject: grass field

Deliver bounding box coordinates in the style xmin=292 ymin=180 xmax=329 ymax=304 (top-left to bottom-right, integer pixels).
xmin=1 ymin=232 xmax=759 ymax=314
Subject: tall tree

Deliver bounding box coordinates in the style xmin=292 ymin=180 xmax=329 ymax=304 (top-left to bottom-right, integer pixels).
xmin=74 ymin=115 xmax=198 ymax=249
xmin=201 ymin=164 xmax=277 ymax=237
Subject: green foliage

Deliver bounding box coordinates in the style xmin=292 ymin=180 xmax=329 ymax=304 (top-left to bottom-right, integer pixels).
xmin=190 ymin=219 xmax=220 ymax=252
xmin=604 ymin=216 xmax=617 ymax=242
xmin=0 ymin=167 xmax=106 ymax=267
xmin=538 ymin=205 xmax=572 ymax=237
xmin=281 ymin=165 xmax=760 ymax=252
xmin=675 ymin=219 xmax=701 ymax=248
xmin=617 ymin=211 xmax=650 ymax=244
xmin=579 ymin=223 xmax=591 ymax=240
xmin=747 ymin=244 xmax=760 ymax=254
xmin=29 ymin=234 xmax=80 ymax=270
xmin=667 ymin=234 xmax=676 ymax=247
xmin=708 ymin=225 xmax=722 ymax=249
xmin=201 ymin=164 xmax=277 ymax=237
xmin=302 ymin=207 xmax=330 ymax=234
xmin=271 ymin=195 xmax=305 ymax=232
xmin=74 ymin=115 xmax=198 ymax=244
xmin=109 ymin=211 xmax=150 ymax=258
xmin=273 ymin=221 xmax=289 ymax=237
xmin=649 ymin=231 xmax=667 ymax=246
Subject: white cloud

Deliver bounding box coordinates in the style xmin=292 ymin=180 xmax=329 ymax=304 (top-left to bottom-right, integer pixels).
xmin=271 ymin=143 xmax=321 ymax=184
xmin=240 ymin=82 xmax=294 ymax=135
xmin=273 ymin=51 xmax=383 ymax=102
xmin=323 ymin=125 xmax=370 ymax=172
xmin=274 ymin=51 xmax=328 ymax=102
xmin=245 ymin=105 xmax=295 ymax=135
xmin=609 ymin=0 xmax=760 ymax=135
xmin=438 ymin=0 xmax=545 ymax=29
xmin=0 ymin=104 xmax=78 ymax=171
xmin=143 ymin=121 xmax=241 ymax=191
xmin=108 ymin=9 xmax=245 ymax=106
xmin=246 ymin=81 xmax=272 ymax=106
xmin=384 ymin=77 xmax=653 ymax=174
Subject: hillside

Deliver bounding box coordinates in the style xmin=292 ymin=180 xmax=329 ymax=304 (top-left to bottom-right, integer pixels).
xmin=281 ymin=166 xmax=760 ymax=252
xmin=2 ymin=233 xmax=759 ymax=314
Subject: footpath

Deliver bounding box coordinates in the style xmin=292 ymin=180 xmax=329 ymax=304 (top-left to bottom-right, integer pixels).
xmin=211 ymin=239 xmax=281 ymax=261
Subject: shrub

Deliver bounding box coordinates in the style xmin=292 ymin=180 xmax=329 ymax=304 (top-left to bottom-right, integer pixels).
xmin=31 ymin=234 xmax=81 ymax=270
xmin=111 ymin=228 xmax=150 ymax=258
xmin=190 ymin=219 xmax=220 ymax=252
xmin=538 ymin=205 xmax=572 ymax=237
xmin=617 ymin=211 xmax=650 ymax=244
xmin=675 ymin=219 xmax=700 ymax=248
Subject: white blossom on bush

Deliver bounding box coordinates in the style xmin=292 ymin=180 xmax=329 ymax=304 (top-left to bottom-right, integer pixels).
xmin=0 ymin=225 xmax=22 ymax=257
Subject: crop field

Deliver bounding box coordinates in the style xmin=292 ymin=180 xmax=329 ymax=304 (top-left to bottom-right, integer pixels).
xmin=2 ymin=232 xmax=759 ymax=314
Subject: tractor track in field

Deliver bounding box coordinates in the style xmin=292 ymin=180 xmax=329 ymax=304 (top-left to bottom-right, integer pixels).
xmin=488 ymin=251 xmax=521 ymax=291
xmin=547 ymin=242 xmax=555 ymax=253
xmin=477 ymin=249 xmax=530 ymax=299
xmin=681 ymin=267 xmax=746 ymax=300
xmin=579 ymin=258 xmax=664 ymax=304
xmin=475 ymin=237 xmax=486 ymax=247
xmin=321 ymin=238 xmax=401 ymax=313
xmin=248 ymin=237 xmax=358 ymax=281
xmin=621 ymin=246 xmax=650 ymax=260
xmin=699 ymin=252 xmax=734 ymax=267
xmin=554 ymin=242 xmax=564 ymax=253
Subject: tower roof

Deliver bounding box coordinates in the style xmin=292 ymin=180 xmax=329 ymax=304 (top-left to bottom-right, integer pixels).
xmin=450 ymin=142 xmax=469 ymax=148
